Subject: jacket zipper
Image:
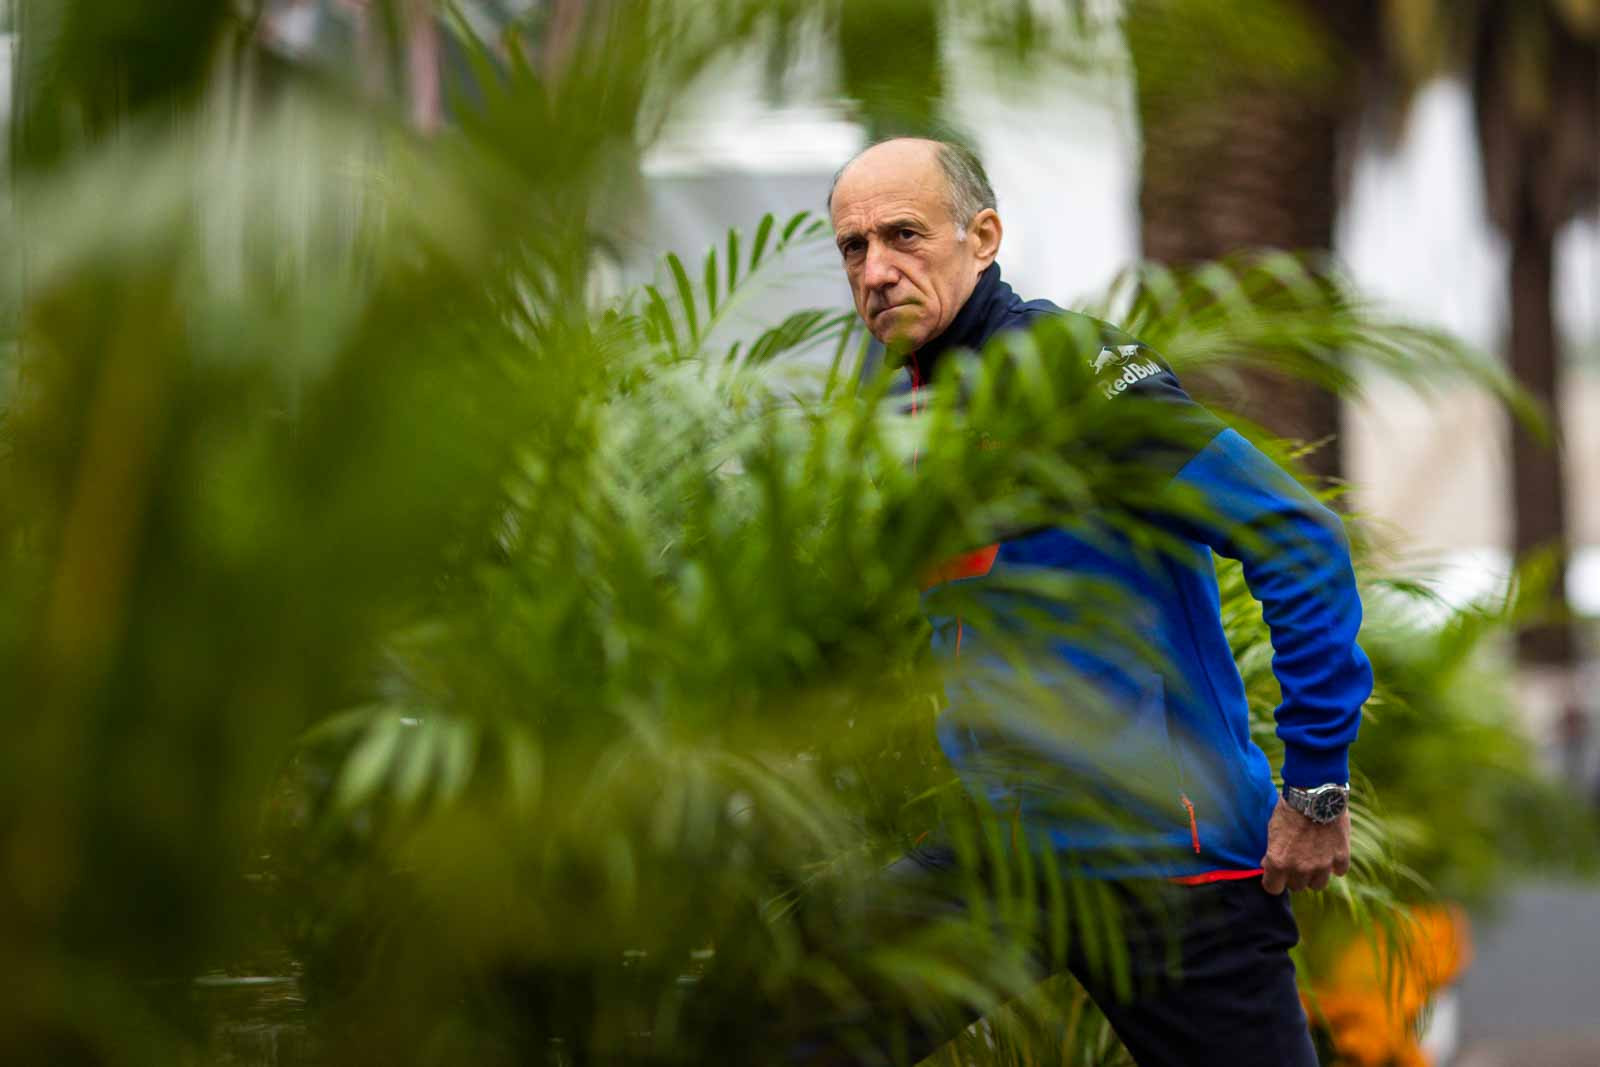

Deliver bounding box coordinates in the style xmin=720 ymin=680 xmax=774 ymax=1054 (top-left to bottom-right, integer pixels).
xmin=1180 ymin=792 xmax=1200 ymax=854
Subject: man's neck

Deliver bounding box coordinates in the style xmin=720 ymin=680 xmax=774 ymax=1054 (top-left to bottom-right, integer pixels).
xmin=910 ymin=262 xmax=1003 ymax=373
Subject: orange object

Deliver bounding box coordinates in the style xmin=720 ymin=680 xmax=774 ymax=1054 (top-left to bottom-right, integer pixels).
xmin=1180 ymin=793 xmax=1200 ymax=854
xmin=1306 ymin=904 xmax=1473 ymax=1067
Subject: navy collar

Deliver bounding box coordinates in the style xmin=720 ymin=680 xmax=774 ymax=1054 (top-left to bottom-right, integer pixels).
xmin=908 ymin=262 xmax=1010 ymax=378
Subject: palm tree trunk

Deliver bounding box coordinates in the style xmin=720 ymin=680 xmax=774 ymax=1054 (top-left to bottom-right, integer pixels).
xmin=1129 ymin=0 xmax=1365 ymax=481
xmin=1470 ymin=0 xmax=1594 ymax=671
xmin=1136 ymin=86 xmax=1345 ymax=479
xmin=1507 ymin=188 xmax=1576 ymax=666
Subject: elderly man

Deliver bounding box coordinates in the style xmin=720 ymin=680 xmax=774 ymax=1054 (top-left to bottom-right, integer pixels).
xmin=814 ymin=138 xmax=1371 ymax=1066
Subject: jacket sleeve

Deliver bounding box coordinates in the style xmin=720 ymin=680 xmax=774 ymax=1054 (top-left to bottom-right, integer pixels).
xmin=1076 ymin=321 xmax=1371 ymax=787
xmin=1161 ymin=427 xmax=1372 ymax=787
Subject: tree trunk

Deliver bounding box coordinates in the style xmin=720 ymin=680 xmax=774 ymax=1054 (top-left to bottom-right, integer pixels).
xmin=1136 ymin=89 xmax=1345 ymax=480
xmin=1470 ymin=1 xmax=1594 ymax=671
xmin=1129 ymin=0 xmax=1364 ymax=481
xmin=1507 ymin=191 xmax=1576 ymax=666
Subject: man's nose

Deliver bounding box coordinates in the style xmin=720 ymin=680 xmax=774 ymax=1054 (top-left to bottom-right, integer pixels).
xmin=861 ymin=242 xmax=899 ymax=292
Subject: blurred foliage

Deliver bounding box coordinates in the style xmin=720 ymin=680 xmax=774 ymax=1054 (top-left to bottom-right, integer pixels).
xmin=1086 ymin=255 xmax=1540 ymax=434
xmin=1221 ymin=537 xmax=1600 ymax=1065
xmin=1346 ymin=576 xmax=1600 ymax=907
xmin=2 ymin=2 xmax=1595 ymax=1066
xmin=1232 ymin=552 xmax=1600 ymax=898
xmin=1123 ymin=0 xmax=1342 ymax=109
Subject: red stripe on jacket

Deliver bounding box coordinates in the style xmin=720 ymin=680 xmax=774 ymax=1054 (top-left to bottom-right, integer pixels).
xmin=921 ymin=543 xmax=1000 ymax=590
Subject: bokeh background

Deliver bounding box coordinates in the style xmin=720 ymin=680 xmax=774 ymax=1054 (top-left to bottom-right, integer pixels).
xmin=227 ymin=0 xmax=1599 ymax=705
xmin=2 ymin=2 xmax=1597 ymax=1065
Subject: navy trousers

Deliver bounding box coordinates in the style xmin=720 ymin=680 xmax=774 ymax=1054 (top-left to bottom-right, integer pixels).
xmin=788 ymin=843 xmax=1318 ymax=1067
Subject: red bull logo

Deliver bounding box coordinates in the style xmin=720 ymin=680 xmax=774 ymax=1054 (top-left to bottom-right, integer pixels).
xmin=1093 ymin=345 xmax=1162 ymax=399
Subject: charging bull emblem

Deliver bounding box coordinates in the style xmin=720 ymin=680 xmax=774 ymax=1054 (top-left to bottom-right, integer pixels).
xmin=1091 ymin=344 xmax=1143 ymax=374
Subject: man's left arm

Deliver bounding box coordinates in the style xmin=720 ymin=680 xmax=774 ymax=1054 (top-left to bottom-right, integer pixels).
xmin=1161 ymin=427 xmax=1373 ymax=894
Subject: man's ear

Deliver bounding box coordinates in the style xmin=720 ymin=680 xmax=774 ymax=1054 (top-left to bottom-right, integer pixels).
xmin=968 ymin=208 xmax=1002 ymax=268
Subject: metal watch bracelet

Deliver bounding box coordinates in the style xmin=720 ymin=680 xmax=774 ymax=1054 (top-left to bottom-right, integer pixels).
xmin=1282 ymin=782 xmax=1350 ymax=824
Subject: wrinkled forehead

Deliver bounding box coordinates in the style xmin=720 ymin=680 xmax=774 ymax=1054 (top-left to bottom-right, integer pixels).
xmin=830 ymin=146 xmax=952 ymax=227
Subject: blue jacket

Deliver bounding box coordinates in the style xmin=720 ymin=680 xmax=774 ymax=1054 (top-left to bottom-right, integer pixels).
xmin=871 ymin=264 xmax=1372 ymax=881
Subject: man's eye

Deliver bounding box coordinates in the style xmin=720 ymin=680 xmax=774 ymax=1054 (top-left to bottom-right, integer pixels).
xmin=840 ymin=242 xmax=863 ymax=257
xmin=897 ymin=229 xmax=918 ymax=241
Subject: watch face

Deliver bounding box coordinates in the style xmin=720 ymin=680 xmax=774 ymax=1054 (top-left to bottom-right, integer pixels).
xmin=1311 ymin=789 xmax=1347 ymax=822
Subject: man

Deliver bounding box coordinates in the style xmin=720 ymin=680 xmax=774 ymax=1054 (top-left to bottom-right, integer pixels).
xmin=816 ymin=138 xmax=1372 ymax=1065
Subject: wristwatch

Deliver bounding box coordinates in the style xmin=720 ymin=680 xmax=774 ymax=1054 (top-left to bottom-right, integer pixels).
xmin=1282 ymin=782 xmax=1349 ymax=824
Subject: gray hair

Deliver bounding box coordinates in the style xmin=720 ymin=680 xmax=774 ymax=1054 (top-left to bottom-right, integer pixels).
xmin=827 ymin=138 xmax=998 ymax=232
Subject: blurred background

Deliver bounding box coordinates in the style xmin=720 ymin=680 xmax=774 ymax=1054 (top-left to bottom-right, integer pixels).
xmin=220 ymin=0 xmax=1600 ymax=722
xmin=2 ymin=2 xmax=1597 ymax=1065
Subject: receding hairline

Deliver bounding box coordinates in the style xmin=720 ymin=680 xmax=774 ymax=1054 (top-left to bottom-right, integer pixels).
xmin=826 ymin=137 xmax=997 ymax=228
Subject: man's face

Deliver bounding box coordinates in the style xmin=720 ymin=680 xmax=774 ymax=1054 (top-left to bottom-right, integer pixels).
xmin=830 ymin=141 xmax=996 ymax=351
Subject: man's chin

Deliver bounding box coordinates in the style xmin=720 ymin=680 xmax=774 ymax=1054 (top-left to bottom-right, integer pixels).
xmin=870 ymin=309 xmax=930 ymax=349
